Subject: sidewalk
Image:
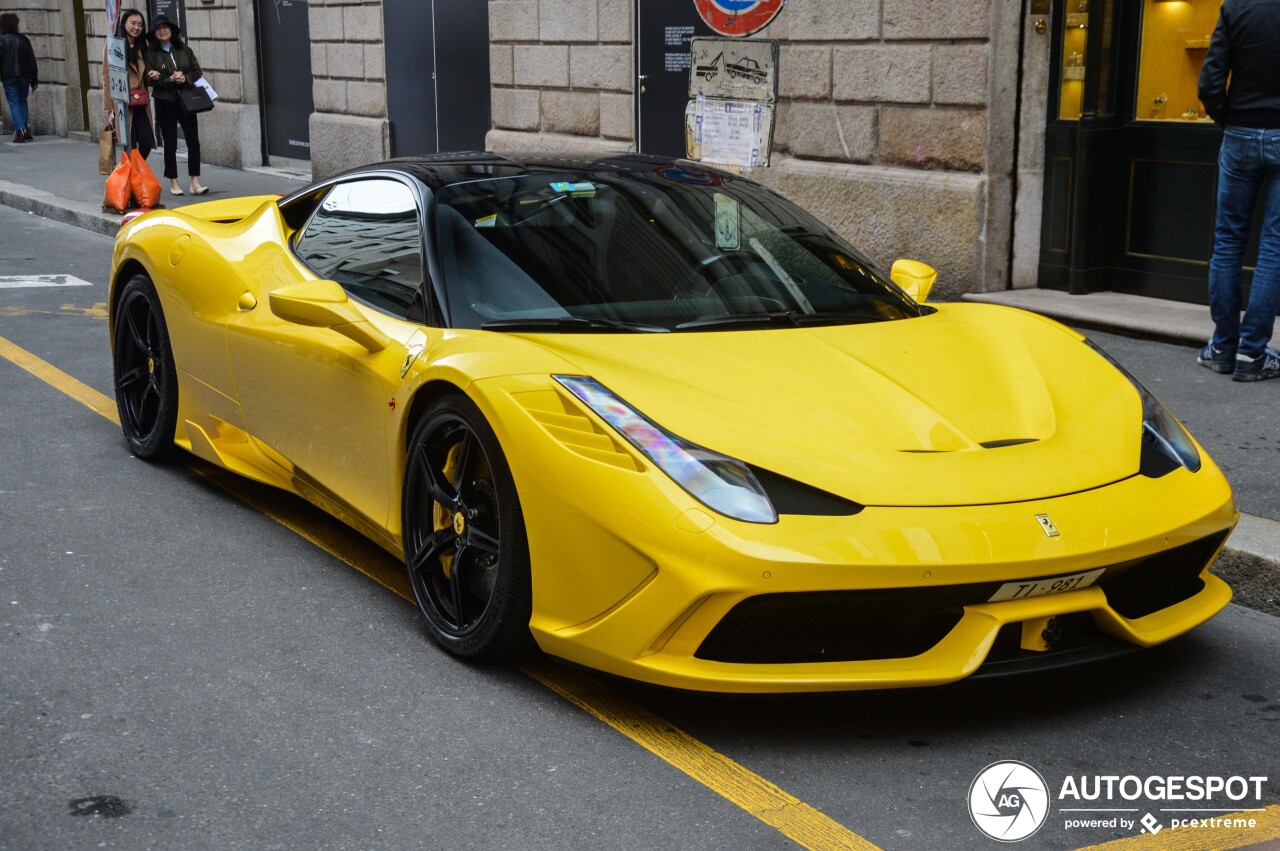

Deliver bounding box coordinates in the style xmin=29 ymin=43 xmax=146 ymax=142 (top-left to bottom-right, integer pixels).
xmin=0 ymin=134 xmax=308 ymax=236
xmin=0 ymin=133 xmax=1275 ymax=614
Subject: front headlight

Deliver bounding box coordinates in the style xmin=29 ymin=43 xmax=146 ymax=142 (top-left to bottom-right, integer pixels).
xmin=1087 ymin=341 xmax=1201 ymax=475
xmin=555 ymin=375 xmax=778 ymax=523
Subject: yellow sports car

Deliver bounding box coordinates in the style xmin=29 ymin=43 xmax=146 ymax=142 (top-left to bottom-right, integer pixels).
xmin=109 ymin=154 xmax=1237 ymax=692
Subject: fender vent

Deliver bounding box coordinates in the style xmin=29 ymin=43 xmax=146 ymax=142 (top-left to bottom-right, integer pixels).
xmin=980 ymin=438 xmax=1039 ymax=449
xmin=514 ymin=389 xmax=642 ymax=472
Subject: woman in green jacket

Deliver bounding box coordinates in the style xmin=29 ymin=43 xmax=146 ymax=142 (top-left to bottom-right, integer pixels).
xmin=144 ymin=15 xmax=206 ymax=195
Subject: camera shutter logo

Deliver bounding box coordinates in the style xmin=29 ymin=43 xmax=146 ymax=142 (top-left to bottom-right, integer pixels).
xmin=968 ymin=761 xmax=1051 ymax=842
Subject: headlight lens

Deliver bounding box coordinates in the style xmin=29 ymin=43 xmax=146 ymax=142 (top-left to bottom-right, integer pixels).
xmin=1087 ymin=341 xmax=1201 ymax=474
xmin=555 ymin=375 xmax=778 ymax=523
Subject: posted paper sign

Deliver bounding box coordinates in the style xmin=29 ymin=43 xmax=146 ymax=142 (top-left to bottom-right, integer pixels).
xmin=687 ymin=96 xmax=773 ymax=168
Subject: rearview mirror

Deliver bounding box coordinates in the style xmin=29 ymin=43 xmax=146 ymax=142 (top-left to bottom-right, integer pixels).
xmin=269 ymin=281 xmax=390 ymax=352
xmin=890 ymin=259 xmax=938 ymax=303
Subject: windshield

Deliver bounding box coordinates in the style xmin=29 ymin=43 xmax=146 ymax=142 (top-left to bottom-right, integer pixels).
xmin=434 ymin=169 xmax=923 ymax=332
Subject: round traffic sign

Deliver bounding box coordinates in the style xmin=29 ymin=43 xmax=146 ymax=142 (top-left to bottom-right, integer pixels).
xmin=692 ymin=0 xmax=786 ymax=37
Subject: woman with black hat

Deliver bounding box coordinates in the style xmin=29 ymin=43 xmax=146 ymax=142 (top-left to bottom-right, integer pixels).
xmin=144 ymin=15 xmax=207 ymax=195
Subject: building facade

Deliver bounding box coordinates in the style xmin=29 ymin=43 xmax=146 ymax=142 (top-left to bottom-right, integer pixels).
xmin=0 ymin=0 xmax=1243 ymax=307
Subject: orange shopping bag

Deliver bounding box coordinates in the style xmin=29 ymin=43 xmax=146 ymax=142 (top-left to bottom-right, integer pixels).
xmin=103 ymin=152 xmax=132 ymax=214
xmin=128 ymin=149 xmax=162 ymax=209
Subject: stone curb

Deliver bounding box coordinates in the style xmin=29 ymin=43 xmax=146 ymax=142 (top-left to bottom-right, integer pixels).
xmin=0 ymin=180 xmax=120 ymax=237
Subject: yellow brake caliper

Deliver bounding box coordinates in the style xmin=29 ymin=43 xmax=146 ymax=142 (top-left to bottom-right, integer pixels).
xmin=431 ymin=442 xmax=463 ymax=580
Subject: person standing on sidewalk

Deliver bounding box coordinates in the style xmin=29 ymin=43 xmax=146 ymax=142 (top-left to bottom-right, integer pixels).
xmin=0 ymin=13 xmax=39 ymax=144
xmin=1197 ymin=0 xmax=1280 ymax=382
xmin=144 ymin=16 xmax=206 ymax=196
xmin=102 ymin=9 xmax=155 ymax=160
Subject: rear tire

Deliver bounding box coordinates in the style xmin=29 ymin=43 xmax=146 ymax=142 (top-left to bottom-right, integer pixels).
xmin=402 ymin=393 xmax=532 ymax=660
xmin=112 ymin=274 xmax=178 ymax=460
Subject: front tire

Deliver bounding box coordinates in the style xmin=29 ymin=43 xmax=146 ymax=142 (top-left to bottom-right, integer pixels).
xmin=112 ymin=274 xmax=178 ymax=460
xmin=402 ymin=393 xmax=532 ymax=660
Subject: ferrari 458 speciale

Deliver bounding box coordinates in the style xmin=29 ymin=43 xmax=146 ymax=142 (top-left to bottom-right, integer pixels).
xmin=108 ymin=153 xmax=1237 ymax=692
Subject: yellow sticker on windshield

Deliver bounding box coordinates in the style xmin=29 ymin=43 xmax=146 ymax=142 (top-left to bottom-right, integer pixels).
xmin=714 ymin=193 xmax=740 ymax=250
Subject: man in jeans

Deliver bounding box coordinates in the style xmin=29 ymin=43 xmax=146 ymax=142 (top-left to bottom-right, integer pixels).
xmin=1197 ymin=0 xmax=1280 ymax=382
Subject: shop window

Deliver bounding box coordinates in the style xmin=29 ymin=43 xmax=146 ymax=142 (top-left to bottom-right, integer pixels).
xmin=1135 ymin=0 xmax=1221 ymax=122
xmin=1059 ymin=2 xmax=1090 ymax=120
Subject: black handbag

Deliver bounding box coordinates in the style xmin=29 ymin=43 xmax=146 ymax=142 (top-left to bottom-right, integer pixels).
xmin=177 ymin=85 xmax=214 ymax=115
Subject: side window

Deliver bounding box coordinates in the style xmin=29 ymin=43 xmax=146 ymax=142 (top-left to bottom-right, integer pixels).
xmin=293 ymin=178 xmax=426 ymax=320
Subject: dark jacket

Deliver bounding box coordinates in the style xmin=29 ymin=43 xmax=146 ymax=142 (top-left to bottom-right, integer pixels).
xmin=143 ymin=43 xmax=203 ymax=102
xmin=0 ymin=32 xmax=39 ymax=84
xmin=1198 ymin=0 xmax=1280 ymax=128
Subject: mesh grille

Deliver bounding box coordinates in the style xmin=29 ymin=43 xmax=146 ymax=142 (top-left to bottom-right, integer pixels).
xmin=749 ymin=466 xmax=863 ymax=516
xmin=1097 ymin=531 xmax=1226 ymax=619
xmin=694 ymin=532 xmax=1227 ymax=664
xmin=696 ymin=591 xmax=963 ymax=663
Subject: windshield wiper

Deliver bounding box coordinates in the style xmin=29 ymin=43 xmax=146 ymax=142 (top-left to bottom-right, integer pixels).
xmin=674 ymin=311 xmax=881 ymax=331
xmin=480 ymin=317 xmax=669 ymax=333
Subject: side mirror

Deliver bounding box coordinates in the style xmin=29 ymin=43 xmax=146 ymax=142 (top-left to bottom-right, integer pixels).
xmin=890 ymin=259 xmax=938 ymax=303
xmin=269 ymin=281 xmax=390 ymax=352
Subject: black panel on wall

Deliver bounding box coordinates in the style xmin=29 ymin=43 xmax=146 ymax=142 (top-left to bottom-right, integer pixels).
xmin=635 ymin=0 xmax=714 ymax=159
xmin=255 ymin=0 xmax=314 ymax=161
xmin=385 ymin=0 xmax=490 ymax=156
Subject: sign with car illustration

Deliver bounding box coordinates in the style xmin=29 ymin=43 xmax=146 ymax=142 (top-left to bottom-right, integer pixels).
xmin=690 ymin=37 xmax=778 ymax=102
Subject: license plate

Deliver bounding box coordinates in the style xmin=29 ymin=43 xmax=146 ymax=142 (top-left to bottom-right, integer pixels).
xmin=987 ymin=568 xmax=1106 ymax=602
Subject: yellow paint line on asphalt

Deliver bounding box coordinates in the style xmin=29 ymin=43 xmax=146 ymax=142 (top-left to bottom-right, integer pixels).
xmin=0 ymin=334 xmax=883 ymax=851
xmin=0 ymin=335 xmax=120 ymax=424
xmin=1074 ymin=804 xmax=1280 ymax=851
xmin=520 ymin=656 xmax=880 ymax=851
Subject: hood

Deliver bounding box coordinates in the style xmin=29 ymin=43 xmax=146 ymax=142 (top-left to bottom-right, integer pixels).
xmin=518 ymin=304 xmax=1143 ymax=507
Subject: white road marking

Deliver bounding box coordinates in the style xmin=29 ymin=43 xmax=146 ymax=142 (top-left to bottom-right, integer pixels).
xmin=0 ymin=275 xmax=94 ymax=289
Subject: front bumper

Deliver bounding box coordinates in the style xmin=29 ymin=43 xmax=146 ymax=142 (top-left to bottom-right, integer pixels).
xmin=528 ymin=468 xmax=1236 ymax=693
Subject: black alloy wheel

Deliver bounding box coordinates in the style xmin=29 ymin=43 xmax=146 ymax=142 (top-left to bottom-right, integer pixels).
xmin=112 ymin=274 xmax=178 ymax=460
xmin=402 ymin=394 xmax=532 ymax=659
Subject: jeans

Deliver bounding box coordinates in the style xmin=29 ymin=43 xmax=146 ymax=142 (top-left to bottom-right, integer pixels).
xmin=3 ymin=77 xmax=30 ymax=132
xmin=1208 ymin=126 xmax=1280 ymax=359
xmin=154 ymin=97 xmax=201 ymax=180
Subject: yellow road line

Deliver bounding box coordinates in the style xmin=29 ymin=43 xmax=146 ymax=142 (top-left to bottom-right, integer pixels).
xmin=0 ymin=335 xmax=120 ymax=424
xmin=0 ymin=333 xmax=882 ymax=851
xmin=1074 ymin=805 xmax=1280 ymax=851
xmin=520 ymin=657 xmax=879 ymax=850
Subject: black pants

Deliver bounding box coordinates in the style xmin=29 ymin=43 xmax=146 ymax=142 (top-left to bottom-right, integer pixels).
xmin=128 ymin=105 xmax=154 ymax=160
xmin=154 ymin=97 xmax=201 ymax=180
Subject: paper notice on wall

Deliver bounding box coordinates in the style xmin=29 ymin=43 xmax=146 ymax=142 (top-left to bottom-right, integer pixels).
xmin=686 ymin=96 xmax=774 ymax=169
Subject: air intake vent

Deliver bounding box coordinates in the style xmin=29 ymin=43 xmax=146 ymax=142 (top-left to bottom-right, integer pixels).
xmin=748 ymin=466 xmax=863 ymax=516
xmin=514 ymin=389 xmax=642 ymax=472
xmin=979 ymin=438 xmax=1039 ymax=449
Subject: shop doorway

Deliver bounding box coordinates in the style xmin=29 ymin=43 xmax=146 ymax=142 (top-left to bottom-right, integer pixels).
xmin=384 ymin=0 xmax=490 ymax=156
xmin=635 ymin=0 xmax=714 ymax=158
xmin=255 ymin=0 xmax=314 ymax=163
xmin=1038 ymin=0 xmax=1261 ymax=306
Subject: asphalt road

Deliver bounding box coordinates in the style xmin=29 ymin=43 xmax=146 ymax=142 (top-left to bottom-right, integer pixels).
xmin=1 ymin=208 xmax=1277 ymax=850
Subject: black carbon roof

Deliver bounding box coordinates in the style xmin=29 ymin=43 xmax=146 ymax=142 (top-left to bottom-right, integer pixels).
xmin=336 ymin=151 xmax=727 ymax=191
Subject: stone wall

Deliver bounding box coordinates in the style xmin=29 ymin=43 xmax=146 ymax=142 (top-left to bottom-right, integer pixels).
xmin=489 ymin=0 xmax=635 ymax=143
xmin=486 ymin=0 xmax=1014 ymax=294
xmin=307 ymin=0 xmax=388 ymax=178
